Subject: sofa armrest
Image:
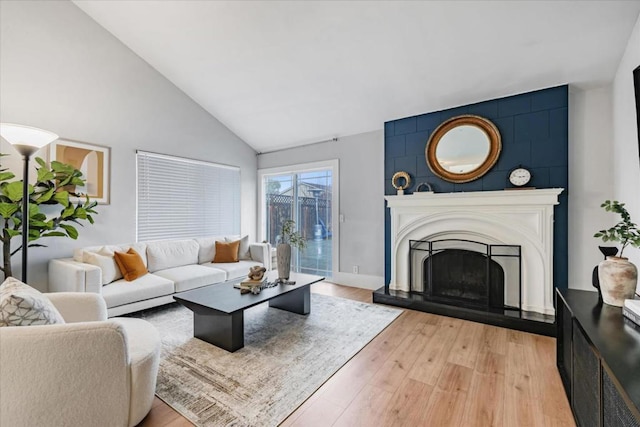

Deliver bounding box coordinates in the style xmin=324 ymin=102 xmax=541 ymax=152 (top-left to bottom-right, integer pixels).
xmin=249 ymin=242 xmax=271 ymax=270
xmin=48 ymin=258 xmax=102 ymax=294
xmin=45 ymin=292 xmax=108 ymax=322
xmin=0 ymin=321 xmax=130 ymax=427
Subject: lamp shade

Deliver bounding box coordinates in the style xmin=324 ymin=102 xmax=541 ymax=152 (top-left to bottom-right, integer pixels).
xmin=0 ymin=123 xmax=58 ymax=156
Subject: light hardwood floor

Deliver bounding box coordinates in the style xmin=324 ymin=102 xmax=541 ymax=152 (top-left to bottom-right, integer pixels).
xmin=138 ymin=282 xmax=575 ymax=427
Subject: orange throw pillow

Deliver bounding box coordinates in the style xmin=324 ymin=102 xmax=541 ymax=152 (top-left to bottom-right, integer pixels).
xmin=212 ymin=240 xmax=240 ymax=263
xmin=114 ymin=248 xmax=148 ymax=281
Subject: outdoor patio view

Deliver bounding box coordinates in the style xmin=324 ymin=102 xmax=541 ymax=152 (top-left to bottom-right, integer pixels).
xmin=264 ymin=169 xmax=332 ymax=278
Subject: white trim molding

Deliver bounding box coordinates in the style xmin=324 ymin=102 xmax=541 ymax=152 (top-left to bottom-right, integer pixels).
xmin=330 ymin=273 xmax=385 ymax=290
xmin=385 ymin=188 xmax=564 ymax=315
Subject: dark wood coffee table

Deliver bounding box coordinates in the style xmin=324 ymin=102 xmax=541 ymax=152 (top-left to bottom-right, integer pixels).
xmin=173 ymin=271 xmax=324 ymax=352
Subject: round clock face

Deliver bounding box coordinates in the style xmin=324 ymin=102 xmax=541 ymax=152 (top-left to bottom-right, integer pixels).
xmin=509 ymin=168 xmax=531 ymax=187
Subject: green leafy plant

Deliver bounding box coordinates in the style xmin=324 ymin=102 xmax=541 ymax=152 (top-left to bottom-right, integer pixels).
xmin=594 ymin=200 xmax=640 ymax=258
xmin=280 ymin=219 xmax=306 ymax=250
xmin=0 ymin=154 xmax=98 ymax=278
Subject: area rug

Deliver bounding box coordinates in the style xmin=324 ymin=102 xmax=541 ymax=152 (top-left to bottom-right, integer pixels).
xmin=131 ymin=293 xmax=401 ymax=427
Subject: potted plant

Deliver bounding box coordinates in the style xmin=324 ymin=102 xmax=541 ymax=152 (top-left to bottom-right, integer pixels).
xmin=0 ymin=154 xmax=98 ymax=278
xmin=594 ymin=200 xmax=640 ymax=306
xmin=276 ymin=219 xmax=306 ymax=281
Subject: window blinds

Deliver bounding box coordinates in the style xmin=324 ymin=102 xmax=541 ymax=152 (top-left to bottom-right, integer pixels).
xmin=136 ymin=151 xmax=241 ymax=241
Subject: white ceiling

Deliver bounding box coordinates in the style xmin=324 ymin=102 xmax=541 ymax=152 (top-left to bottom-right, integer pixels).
xmin=73 ymin=1 xmax=640 ymax=153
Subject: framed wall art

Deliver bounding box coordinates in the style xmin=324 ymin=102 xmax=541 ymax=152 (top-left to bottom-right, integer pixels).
xmin=49 ymin=139 xmax=110 ymax=204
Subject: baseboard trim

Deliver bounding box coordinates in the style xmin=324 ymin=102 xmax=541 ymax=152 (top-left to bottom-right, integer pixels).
xmin=328 ymin=272 xmax=385 ymax=290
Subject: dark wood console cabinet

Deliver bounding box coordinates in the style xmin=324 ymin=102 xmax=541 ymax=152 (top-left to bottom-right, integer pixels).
xmin=556 ymin=288 xmax=640 ymax=426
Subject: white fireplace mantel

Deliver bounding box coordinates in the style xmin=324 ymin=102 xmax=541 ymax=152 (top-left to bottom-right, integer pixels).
xmin=385 ymin=188 xmax=564 ymax=315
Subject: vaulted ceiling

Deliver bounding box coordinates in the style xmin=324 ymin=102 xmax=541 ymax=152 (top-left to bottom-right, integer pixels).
xmin=73 ymin=1 xmax=640 ymax=152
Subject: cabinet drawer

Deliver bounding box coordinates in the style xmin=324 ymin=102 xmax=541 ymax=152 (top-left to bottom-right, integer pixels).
xmin=572 ymin=320 xmax=599 ymax=427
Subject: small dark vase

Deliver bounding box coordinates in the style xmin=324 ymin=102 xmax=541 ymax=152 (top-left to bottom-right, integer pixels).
xmin=592 ymin=246 xmax=618 ymax=303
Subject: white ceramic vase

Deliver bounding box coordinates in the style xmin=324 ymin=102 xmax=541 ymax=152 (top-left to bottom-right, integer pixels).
xmin=597 ymin=256 xmax=638 ymax=307
xmin=277 ymin=243 xmax=291 ymax=280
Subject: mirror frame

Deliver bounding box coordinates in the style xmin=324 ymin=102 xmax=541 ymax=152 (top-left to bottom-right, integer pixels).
xmin=425 ymin=114 xmax=502 ymax=183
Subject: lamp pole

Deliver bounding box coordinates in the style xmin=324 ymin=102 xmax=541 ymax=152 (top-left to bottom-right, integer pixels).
xmin=0 ymin=124 xmax=58 ymax=282
xmin=21 ymin=151 xmax=30 ymax=282
xmin=11 ymin=144 xmax=40 ymax=283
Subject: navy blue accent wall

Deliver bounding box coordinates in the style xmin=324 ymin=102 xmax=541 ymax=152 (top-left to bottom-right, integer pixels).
xmin=384 ymin=85 xmax=568 ymax=290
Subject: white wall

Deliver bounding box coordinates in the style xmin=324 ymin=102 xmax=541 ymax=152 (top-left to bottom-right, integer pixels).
xmin=0 ymin=1 xmax=257 ymax=290
xmin=568 ymin=85 xmax=615 ymax=290
xmin=258 ymin=130 xmax=385 ymax=289
xmin=612 ymin=13 xmax=640 ymax=266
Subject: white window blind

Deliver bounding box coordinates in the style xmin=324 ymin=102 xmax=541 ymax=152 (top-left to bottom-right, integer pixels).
xmin=136 ymin=151 xmax=241 ymax=241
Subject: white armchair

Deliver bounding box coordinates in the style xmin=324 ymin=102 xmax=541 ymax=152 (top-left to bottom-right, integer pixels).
xmin=0 ymin=292 xmax=160 ymax=427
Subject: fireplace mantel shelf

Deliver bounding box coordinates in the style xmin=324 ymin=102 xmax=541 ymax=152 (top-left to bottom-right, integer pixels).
xmin=385 ymin=188 xmax=563 ymax=208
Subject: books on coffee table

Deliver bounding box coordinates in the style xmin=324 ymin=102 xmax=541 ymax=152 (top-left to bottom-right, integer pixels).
xmin=233 ymin=278 xmax=266 ymax=289
xmin=623 ymin=299 xmax=640 ymax=326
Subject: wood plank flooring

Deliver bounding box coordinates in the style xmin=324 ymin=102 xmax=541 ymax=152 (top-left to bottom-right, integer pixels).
xmin=138 ymin=282 xmax=574 ymax=427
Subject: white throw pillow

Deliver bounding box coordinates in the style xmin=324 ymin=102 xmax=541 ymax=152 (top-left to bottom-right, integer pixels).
xmin=226 ymin=235 xmax=251 ymax=260
xmin=75 ymin=243 xmax=148 ymax=266
xmin=83 ymin=249 xmax=123 ymax=285
xmin=0 ymin=278 xmax=65 ymax=326
xmin=196 ymin=236 xmax=227 ymax=264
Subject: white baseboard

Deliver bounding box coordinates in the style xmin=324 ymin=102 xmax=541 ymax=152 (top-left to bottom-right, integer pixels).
xmin=328 ymin=272 xmax=385 ymax=290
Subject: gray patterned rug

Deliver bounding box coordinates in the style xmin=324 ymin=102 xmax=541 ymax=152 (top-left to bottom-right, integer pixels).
xmin=130 ymin=293 xmax=401 ymax=427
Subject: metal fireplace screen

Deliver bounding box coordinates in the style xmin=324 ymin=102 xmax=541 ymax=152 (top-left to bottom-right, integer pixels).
xmin=409 ymin=239 xmax=521 ymax=311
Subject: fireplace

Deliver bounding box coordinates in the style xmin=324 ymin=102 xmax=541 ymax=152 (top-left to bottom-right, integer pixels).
xmin=410 ymin=239 xmax=520 ymax=310
xmin=385 ymin=189 xmax=563 ymax=315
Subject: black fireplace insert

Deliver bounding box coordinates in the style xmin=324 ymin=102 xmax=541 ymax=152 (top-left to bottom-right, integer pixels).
xmin=409 ymin=239 xmax=521 ymax=311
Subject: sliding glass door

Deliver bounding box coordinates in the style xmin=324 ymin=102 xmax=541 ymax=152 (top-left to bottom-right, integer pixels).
xmin=260 ymin=161 xmax=337 ymax=278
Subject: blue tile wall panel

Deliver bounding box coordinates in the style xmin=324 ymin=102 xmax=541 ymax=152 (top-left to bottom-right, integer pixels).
xmin=468 ymin=100 xmax=499 ymax=119
xmin=417 ymin=113 xmax=443 ymax=132
xmin=531 ymin=86 xmax=568 ymax=111
xmin=384 ymin=122 xmax=395 ymax=137
xmin=384 ymin=85 xmax=569 ymax=290
xmin=498 ymin=93 xmax=531 ymax=117
xmin=406 ymin=131 xmax=430 ymax=156
xmin=394 ymin=117 xmax=417 ymax=135
xmin=385 ymin=135 xmax=406 ymax=158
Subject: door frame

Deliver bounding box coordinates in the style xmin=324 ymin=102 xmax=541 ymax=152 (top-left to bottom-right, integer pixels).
xmin=257 ymin=159 xmax=339 ymax=278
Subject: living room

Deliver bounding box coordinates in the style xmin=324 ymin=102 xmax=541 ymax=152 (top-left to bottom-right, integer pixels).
xmin=1 ymin=1 xmax=640 ymax=426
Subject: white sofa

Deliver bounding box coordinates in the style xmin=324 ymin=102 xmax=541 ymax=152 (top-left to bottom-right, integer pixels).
xmin=49 ymin=236 xmax=270 ymax=317
xmin=0 ymin=292 xmax=160 ymax=427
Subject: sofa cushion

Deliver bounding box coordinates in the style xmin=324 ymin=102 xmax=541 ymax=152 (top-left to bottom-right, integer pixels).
xmin=153 ymin=265 xmax=226 ymax=293
xmin=84 ymin=249 xmax=123 ymax=285
xmin=213 ymin=240 xmax=240 ymax=263
xmin=114 ymin=248 xmax=148 ymax=282
xmin=76 ymin=243 xmax=148 ymax=267
xmin=101 ymin=274 xmax=174 ymax=308
xmin=146 ymin=240 xmax=199 ymax=273
xmin=195 ymin=236 xmax=229 ymax=264
xmin=202 ymin=260 xmax=263 ymax=281
xmin=0 ymin=278 xmax=65 ymax=326
xmin=225 ymin=235 xmax=251 ymax=260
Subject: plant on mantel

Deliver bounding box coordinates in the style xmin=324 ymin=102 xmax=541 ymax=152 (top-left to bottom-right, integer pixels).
xmin=593 ymin=200 xmax=639 ymax=307
xmin=0 ymin=154 xmax=98 ymax=278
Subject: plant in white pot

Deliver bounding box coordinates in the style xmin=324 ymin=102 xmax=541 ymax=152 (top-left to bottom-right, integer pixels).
xmin=277 ymin=219 xmax=306 ymax=282
xmin=594 ymin=200 xmax=640 ymax=306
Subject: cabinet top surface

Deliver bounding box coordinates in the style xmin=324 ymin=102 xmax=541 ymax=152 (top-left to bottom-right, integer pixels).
xmin=558 ymin=288 xmax=640 ymax=411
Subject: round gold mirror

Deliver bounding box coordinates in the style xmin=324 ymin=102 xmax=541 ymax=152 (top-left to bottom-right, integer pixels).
xmin=425 ymin=115 xmax=501 ymax=183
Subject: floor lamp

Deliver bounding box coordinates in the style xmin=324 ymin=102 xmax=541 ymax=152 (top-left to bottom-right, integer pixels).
xmin=0 ymin=123 xmax=59 ymax=282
